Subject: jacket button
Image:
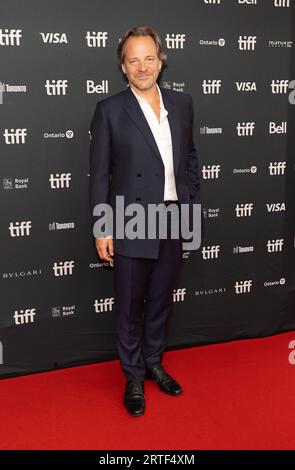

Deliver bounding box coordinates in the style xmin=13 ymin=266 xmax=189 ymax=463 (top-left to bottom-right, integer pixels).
xmin=137 ymin=173 xmax=142 ymax=177
xmin=136 ymin=197 xmax=141 ymax=201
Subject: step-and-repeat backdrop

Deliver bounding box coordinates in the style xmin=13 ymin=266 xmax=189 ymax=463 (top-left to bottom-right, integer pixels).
xmin=1 ymin=0 xmax=295 ymax=378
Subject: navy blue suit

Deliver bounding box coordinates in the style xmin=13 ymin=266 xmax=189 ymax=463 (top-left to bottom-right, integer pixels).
xmin=89 ymin=85 xmax=200 ymax=259
xmin=89 ymin=84 xmax=201 ymax=380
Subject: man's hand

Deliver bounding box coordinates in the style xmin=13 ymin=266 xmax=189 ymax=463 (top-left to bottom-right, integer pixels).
xmin=95 ymin=237 xmax=114 ymax=263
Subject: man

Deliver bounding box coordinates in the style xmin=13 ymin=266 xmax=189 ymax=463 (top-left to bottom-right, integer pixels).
xmin=89 ymin=26 xmax=201 ymax=416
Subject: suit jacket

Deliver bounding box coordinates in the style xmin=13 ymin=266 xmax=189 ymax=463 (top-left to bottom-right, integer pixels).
xmin=89 ymin=84 xmax=201 ymax=259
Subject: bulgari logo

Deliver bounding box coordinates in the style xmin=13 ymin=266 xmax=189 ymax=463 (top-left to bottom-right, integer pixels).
xmin=2 ymin=269 xmax=42 ymax=279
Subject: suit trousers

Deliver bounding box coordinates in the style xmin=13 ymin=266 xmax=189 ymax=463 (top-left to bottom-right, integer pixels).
xmin=113 ymin=204 xmax=184 ymax=381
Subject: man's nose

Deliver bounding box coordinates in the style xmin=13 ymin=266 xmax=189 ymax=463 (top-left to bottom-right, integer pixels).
xmin=137 ymin=62 xmax=148 ymax=71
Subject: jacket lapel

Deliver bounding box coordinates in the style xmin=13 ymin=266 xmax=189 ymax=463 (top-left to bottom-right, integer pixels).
xmin=124 ymin=85 xmax=180 ymax=174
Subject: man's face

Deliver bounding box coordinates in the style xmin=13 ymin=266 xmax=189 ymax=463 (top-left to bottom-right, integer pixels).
xmin=121 ymin=35 xmax=162 ymax=92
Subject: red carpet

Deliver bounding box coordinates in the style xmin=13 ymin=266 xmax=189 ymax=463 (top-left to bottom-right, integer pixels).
xmin=1 ymin=331 xmax=294 ymax=450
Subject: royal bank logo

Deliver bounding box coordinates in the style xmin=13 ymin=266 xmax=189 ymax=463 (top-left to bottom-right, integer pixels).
xmin=51 ymin=305 xmax=76 ymax=317
xmin=14 ymin=308 xmax=36 ymax=325
xmin=3 ymin=128 xmax=27 ymax=144
xmin=202 ymin=165 xmax=221 ymax=179
xmin=161 ymin=81 xmax=185 ymax=92
xmin=45 ymin=80 xmax=68 ymax=95
xmin=9 ymin=221 xmax=32 ymax=237
xmin=49 ymin=173 xmax=71 ymax=188
xmin=165 ymin=33 xmax=186 ymax=49
xmin=238 ymin=35 xmax=257 ymax=51
xmin=202 ymin=207 xmax=220 ymax=219
xmin=235 ymin=280 xmax=252 ymax=294
xmin=52 ymin=261 xmax=75 ymax=276
xmin=202 ymin=80 xmax=221 ymax=94
xmin=94 ymin=297 xmax=114 ymax=313
xmin=3 ymin=177 xmax=29 ymax=189
xmin=0 ymin=28 xmax=22 ymax=46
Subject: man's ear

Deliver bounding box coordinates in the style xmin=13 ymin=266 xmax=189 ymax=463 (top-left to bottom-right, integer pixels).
xmin=121 ymin=64 xmax=126 ymax=74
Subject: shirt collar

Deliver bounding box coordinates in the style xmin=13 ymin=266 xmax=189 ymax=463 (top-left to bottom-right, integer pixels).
xmin=130 ymin=83 xmax=165 ymax=110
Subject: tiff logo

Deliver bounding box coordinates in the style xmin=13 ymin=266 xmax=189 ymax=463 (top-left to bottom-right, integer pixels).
xmin=238 ymin=35 xmax=257 ymax=51
xmin=271 ymin=80 xmax=289 ymax=94
xmin=9 ymin=221 xmax=32 ymax=237
xmin=173 ymin=288 xmax=186 ymax=302
xmin=267 ymin=239 xmax=284 ymax=252
xmin=274 ymin=0 xmax=290 ymax=7
xmin=235 ymin=280 xmax=252 ymax=294
xmin=269 ymin=162 xmax=286 ymax=175
xmin=45 ymin=80 xmax=68 ymax=95
xmin=202 ymin=80 xmax=221 ymax=94
xmin=86 ymin=31 xmax=108 ymax=47
xmin=165 ymin=33 xmax=186 ymax=49
xmin=94 ymin=297 xmax=114 ymax=313
xmin=202 ymin=165 xmax=220 ymax=179
xmin=53 ymin=261 xmax=75 ymax=276
xmin=0 ymin=29 xmax=22 ymax=46
xmin=236 ymin=122 xmax=255 ymax=136
xmin=202 ymin=245 xmax=220 ymax=259
xmin=3 ymin=128 xmax=27 ymax=144
xmin=49 ymin=173 xmax=71 ymax=188
xmin=235 ymin=203 xmax=253 ymax=217
xmin=14 ymin=308 xmax=36 ymax=325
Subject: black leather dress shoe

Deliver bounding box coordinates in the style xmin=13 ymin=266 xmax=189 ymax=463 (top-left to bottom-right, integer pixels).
xmin=145 ymin=365 xmax=183 ymax=396
xmin=124 ymin=380 xmax=145 ymax=416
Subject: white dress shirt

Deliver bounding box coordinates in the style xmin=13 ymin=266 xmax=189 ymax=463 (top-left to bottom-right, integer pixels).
xmin=129 ymin=83 xmax=178 ymax=202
